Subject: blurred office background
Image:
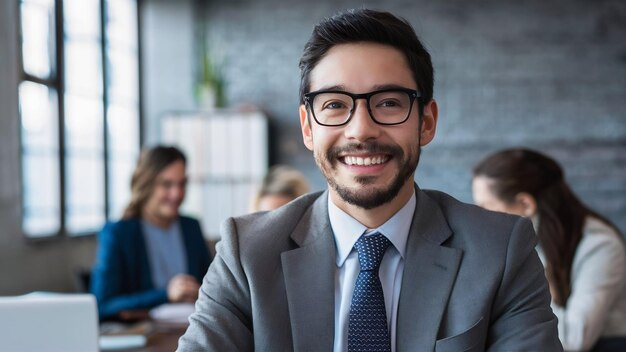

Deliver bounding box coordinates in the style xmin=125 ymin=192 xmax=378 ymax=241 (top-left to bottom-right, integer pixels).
xmin=0 ymin=0 xmax=624 ymax=295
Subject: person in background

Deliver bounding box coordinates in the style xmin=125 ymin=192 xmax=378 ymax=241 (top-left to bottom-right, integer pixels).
xmin=178 ymin=9 xmax=561 ymax=351
xmin=91 ymin=145 xmax=212 ymax=320
xmin=251 ymin=165 xmax=311 ymax=212
xmin=472 ymin=148 xmax=626 ymax=352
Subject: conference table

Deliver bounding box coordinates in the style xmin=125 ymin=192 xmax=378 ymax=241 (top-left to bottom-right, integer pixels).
xmin=134 ymin=324 xmax=186 ymax=352
xmin=100 ymin=314 xmax=188 ymax=351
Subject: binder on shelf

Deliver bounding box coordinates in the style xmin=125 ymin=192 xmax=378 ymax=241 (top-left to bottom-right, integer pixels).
xmin=228 ymin=113 xmax=249 ymax=178
xmin=161 ymin=109 xmax=268 ymax=241
xmin=208 ymin=116 xmax=231 ymax=178
xmin=249 ymin=112 xmax=268 ymax=179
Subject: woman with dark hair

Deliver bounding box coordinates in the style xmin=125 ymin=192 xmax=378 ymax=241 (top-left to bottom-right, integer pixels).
xmin=472 ymin=148 xmax=626 ymax=351
xmin=91 ymin=145 xmax=212 ymax=320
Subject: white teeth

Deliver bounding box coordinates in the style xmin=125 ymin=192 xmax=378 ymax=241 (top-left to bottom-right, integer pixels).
xmin=344 ymin=156 xmax=387 ymax=166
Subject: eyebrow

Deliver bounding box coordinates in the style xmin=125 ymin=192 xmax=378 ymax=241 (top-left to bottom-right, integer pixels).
xmin=372 ymin=84 xmax=416 ymax=90
xmin=313 ymin=83 xmax=416 ymax=92
xmin=315 ymin=84 xmax=346 ymax=91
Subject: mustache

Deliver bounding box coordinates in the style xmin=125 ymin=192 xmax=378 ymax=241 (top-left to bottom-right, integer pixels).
xmin=326 ymin=141 xmax=403 ymax=161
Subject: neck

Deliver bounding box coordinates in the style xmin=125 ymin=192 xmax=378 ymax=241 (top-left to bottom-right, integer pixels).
xmin=141 ymin=209 xmax=176 ymax=229
xmin=330 ymin=181 xmax=415 ymax=228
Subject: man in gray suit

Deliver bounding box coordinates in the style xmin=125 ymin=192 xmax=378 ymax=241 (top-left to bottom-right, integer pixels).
xmin=178 ymin=9 xmax=562 ymax=352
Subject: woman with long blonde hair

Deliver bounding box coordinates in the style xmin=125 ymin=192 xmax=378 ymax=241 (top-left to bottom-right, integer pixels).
xmin=250 ymin=165 xmax=311 ymax=212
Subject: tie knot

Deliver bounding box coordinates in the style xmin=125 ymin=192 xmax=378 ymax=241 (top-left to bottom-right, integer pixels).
xmin=354 ymin=233 xmax=391 ymax=271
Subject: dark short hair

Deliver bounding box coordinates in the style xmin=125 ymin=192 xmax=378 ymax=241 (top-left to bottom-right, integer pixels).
xmin=298 ymin=9 xmax=434 ymax=113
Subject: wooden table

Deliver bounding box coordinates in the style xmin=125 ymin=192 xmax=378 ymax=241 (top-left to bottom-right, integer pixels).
xmin=101 ymin=321 xmax=188 ymax=351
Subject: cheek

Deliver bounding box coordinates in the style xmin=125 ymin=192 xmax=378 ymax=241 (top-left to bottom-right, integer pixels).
xmin=311 ymin=131 xmax=334 ymax=156
xmin=176 ymin=188 xmax=186 ymax=201
xmin=502 ymin=203 xmax=526 ymax=217
xmin=166 ymin=188 xmax=183 ymax=201
xmin=484 ymin=201 xmax=521 ymax=216
xmin=151 ymin=189 xmax=168 ymax=204
xmin=145 ymin=193 xmax=158 ymax=205
xmin=398 ymin=132 xmax=420 ymax=156
xmin=490 ymin=203 xmax=509 ymax=213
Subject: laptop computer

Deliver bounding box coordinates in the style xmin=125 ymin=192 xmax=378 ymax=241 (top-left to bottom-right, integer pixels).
xmin=0 ymin=293 xmax=99 ymax=352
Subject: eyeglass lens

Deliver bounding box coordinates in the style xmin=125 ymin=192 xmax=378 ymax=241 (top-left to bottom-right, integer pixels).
xmin=311 ymin=91 xmax=412 ymax=125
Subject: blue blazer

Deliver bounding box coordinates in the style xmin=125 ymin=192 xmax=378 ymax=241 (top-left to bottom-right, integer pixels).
xmin=91 ymin=216 xmax=212 ymax=320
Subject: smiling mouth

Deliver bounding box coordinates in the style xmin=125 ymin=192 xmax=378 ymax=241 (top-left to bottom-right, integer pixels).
xmin=340 ymin=155 xmax=390 ymax=166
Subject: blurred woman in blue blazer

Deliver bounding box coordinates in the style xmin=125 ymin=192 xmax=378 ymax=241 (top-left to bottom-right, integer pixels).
xmin=91 ymin=145 xmax=212 ymax=320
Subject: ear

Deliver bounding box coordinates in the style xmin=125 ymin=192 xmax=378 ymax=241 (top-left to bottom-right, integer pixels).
xmin=419 ymin=99 xmax=438 ymax=146
xmin=515 ymin=192 xmax=537 ymax=217
xmin=299 ymin=104 xmax=314 ymax=151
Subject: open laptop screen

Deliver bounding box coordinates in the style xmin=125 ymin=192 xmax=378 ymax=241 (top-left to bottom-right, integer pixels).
xmin=0 ymin=294 xmax=98 ymax=352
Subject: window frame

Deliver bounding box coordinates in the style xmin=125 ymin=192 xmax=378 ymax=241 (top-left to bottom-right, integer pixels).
xmin=17 ymin=0 xmax=143 ymax=239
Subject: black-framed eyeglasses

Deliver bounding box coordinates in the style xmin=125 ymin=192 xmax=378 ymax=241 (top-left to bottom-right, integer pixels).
xmin=303 ymin=88 xmax=420 ymax=127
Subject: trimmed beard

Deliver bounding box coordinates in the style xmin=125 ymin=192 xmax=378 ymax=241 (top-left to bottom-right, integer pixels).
xmin=315 ymin=140 xmax=420 ymax=209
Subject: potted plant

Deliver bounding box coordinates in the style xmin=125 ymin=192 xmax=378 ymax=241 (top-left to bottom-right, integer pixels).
xmin=195 ymin=43 xmax=226 ymax=109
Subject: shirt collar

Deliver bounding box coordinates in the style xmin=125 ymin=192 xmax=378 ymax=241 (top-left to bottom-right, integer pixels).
xmin=329 ymin=192 xmax=416 ymax=267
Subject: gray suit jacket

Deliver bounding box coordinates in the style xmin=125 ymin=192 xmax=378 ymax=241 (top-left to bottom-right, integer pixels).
xmin=178 ymin=187 xmax=562 ymax=351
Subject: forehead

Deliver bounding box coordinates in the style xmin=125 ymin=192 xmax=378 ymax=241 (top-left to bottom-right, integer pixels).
xmin=472 ymin=176 xmax=493 ymax=193
xmin=472 ymin=176 xmax=503 ymax=204
xmin=309 ymin=42 xmax=416 ymax=92
xmin=157 ymin=160 xmax=186 ymax=178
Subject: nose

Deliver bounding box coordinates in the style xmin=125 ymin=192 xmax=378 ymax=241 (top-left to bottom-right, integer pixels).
xmin=169 ymin=183 xmax=185 ymax=202
xmin=343 ymin=100 xmax=381 ymax=142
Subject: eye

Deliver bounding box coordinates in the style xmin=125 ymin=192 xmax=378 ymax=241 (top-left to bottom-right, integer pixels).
xmin=371 ymin=91 xmax=410 ymax=110
xmin=376 ymin=99 xmax=402 ymax=108
xmin=322 ymin=100 xmax=348 ymax=110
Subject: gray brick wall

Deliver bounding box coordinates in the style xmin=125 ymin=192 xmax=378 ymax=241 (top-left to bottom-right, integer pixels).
xmin=1 ymin=0 xmax=623 ymax=294
xmin=197 ymin=0 xmax=626 ymax=233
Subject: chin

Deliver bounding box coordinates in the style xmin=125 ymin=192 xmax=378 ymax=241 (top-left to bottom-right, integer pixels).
xmin=333 ymin=183 xmax=398 ymax=209
xmin=159 ymin=210 xmax=179 ymax=220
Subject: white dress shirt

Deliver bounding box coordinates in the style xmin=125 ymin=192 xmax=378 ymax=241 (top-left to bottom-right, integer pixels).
xmin=330 ymin=193 xmax=416 ymax=352
xmin=536 ymin=217 xmax=626 ymax=351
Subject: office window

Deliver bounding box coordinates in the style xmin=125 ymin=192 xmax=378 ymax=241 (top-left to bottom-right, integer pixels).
xmin=18 ymin=0 xmax=141 ymax=237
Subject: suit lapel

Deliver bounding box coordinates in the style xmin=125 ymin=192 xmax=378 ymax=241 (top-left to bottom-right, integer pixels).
xmin=127 ymin=219 xmax=154 ymax=290
xmin=178 ymin=217 xmax=199 ymax=278
xmin=396 ymin=188 xmax=463 ymax=352
xmin=281 ymin=192 xmax=335 ymax=351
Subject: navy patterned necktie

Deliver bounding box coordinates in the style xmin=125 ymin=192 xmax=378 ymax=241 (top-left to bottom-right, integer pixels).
xmin=348 ymin=232 xmax=392 ymax=352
